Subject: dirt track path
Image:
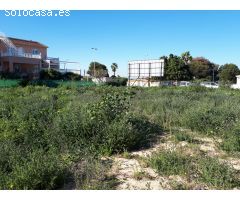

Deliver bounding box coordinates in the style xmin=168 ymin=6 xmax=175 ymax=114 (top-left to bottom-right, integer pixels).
xmin=110 ymin=136 xmax=191 ymax=190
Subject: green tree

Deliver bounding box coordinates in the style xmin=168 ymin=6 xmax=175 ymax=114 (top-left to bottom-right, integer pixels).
xmin=162 ymin=54 xmax=192 ymax=81
xmin=189 ymin=57 xmax=217 ymax=81
xmin=87 ymin=62 xmax=109 ymax=78
xmin=219 ymin=63 xmax=240 ymax=84
xmin=111 ymin=63 xmax=118 ymax=77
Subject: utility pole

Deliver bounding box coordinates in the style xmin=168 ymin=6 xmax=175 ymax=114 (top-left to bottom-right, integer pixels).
xmin=213 ymin=68 xmax=215 ymax=82
xmin=148 ymin=63 xmax=151 ymax=87
xmin=91 ymin=48 xmax=98 ymax=77
xmin=128 ymin=63 xmax=131 ymax=86
xmin=212 ymin=65 xmax=217 ymax=82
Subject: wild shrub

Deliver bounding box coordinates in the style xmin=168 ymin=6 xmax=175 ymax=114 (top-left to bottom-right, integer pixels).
xmin=196 ymin=156 xmax=240 ymax=189
xmin=62 ymin=72 xmax=81 ymax=81
xmin=0 ymin=148 xmax=67 ymax=190
xmin=183 ymin=100 xmax=239 ymax=136
xmin=81 ymin=90 xmax=161 ymax=155
xmin=148 ymin=150 xmax=240 ymax=189
xmin=173 ymin=131 xmax=196 ymax=143
xmin=72 ymin=156 xmax=118 ymax=190
xmin=99 ymin=115 xmax=161 ymax=155
xmin=87 ymin=90 xmax=130 ymax=122
xmin=148 ymin=151 xmax=191 ymax=176
xmin=221 ymin=126 xmax=240 ymax=152
xmin=105 ymin=77 xmax=128 ymax=87
xmin=0 ymin=93 xmax=59 ymax=149
xmin=40 ymin=69 xmax=62 ymax=80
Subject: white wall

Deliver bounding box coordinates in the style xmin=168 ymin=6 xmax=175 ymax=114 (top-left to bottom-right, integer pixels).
xmin=231 ymin=75 xmax=240 ymax=89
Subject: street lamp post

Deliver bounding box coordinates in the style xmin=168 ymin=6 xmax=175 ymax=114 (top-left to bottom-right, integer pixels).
xmin=91 ymin=48 xmax=98 ymax=77
xmin=63 ymin=59 xmax=69 ymax=73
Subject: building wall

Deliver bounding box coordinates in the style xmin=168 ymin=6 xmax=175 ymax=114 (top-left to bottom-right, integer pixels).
xmin=0 ymin=56 xmax=42 ymax=78
xmin=12 ymin=40 xmax=47 ymax=59
xmin=0 ymin=38 xmax=48 ymax=79
xmin=0 ymin=42 xmax=7 ymax=54
xmin=0 ymin=39 xmax=47 ymax=59
xmin=230 ymin=75 xmax=240 ymax=89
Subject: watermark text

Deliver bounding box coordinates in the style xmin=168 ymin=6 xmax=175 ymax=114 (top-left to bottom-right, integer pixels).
xmin=4 ymin=10 xmax=71 ymax=17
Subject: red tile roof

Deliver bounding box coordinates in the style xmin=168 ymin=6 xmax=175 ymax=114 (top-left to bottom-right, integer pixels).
xmin=8 ymin=37 xmax=48 ymax=48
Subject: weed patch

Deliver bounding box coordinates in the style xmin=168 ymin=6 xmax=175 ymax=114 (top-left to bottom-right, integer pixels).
xmin=148 ymin=151 xmax=191 ymax=176
xmin=173 ymin=131 xmax=199 ymax=144
xmin=148 ymin=150 xmax=240 ymax=189
xmin=196 ymin=156 xmax=240 ymax=189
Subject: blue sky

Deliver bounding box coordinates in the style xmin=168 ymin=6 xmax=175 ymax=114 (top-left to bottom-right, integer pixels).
xmin=0 ymin=10 xmax=240 ymax=77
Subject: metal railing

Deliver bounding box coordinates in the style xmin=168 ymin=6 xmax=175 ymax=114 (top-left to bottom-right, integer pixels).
xmin=0 ymin=52 xmax=41 ymax=59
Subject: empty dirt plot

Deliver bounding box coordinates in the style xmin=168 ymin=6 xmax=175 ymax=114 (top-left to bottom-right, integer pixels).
xmin=109 ymin=131 xmax=240 ymax=190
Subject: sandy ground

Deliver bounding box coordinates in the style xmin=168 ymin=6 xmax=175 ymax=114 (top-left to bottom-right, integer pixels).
xmin=108 ymin=133 xmax=240 ymax=190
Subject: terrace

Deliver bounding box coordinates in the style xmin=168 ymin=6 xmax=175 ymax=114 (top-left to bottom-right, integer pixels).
xmin=0 ymin=51 xmax=42 ymax=59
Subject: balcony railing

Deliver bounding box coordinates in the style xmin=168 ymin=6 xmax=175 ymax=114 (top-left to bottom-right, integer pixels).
xmin=0 ymin=52 xmax=41 ymax=59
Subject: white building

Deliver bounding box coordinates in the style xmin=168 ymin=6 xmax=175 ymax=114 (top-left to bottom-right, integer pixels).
xmin=231 ymin=75 xmax=240 ymax=89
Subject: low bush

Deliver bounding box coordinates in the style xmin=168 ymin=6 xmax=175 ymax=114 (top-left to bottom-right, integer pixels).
xmin=62 ymin=72 xmax=82 ymax=81
xmin=0 ymin=72 xmax=21 ymax=79
xmin=105 ymin=77 xmax=128 ymax=87
xmin=196 ymin=156 xmax=240 ymax=189
xmin=221 ymin=126 xmax=240 ymax=152
xmin=148 ymin=151 xmax=191 ymax=176
xmin=148 ymin=150 xmax=240 ymax=189
xmin=72 ymin=156 xmax=118 ymax=190
xmin=0 ymin=148 xmax=67 ymax=190
xmin=173 ymin=131 xmax=196 ymax=143
xmin=183 ymin=101 xmax=239 ymax=136
xmin=40 ymin=69 xmax=62 ymax=80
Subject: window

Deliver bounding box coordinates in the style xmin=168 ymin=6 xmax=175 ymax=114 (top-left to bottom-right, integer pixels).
xmin=32 ymin=48 xmax=40 ymax=55
xmin=17 ymin=47 xmax=24 ymax=56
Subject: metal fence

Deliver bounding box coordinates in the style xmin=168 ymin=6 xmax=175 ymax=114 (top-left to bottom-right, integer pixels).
xmin=0 ymin=79 xmax=20 ymax=88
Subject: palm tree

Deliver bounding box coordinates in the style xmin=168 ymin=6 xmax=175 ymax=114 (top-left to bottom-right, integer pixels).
xmin=111 ymin=63 xmax=118 ymax=77
xmin=181 ymin=51 xmax=192 ymax=65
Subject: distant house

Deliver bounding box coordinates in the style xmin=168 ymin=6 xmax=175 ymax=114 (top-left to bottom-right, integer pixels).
xmin=231 ymin=75 xmax=240 ymax=89
xmin=0 ymin=36 xmax=59 ymax=79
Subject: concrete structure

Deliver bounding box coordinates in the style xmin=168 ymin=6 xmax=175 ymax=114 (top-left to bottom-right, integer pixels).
xmin=92 ymin=77 xmax=112 ymax=84
xmin=0 ymin=36 xmax=59 ymax=79
xmin=128 ymin=79 xmax=161 ymax=87
xmin=231 ymin=75 xmax=240 ymax=89
xmin=128 ymin=59 xmax=164 ymax=87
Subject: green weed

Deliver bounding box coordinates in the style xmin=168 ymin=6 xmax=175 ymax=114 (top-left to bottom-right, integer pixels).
xmin=148 ymin=151 xmax=191 ymax=176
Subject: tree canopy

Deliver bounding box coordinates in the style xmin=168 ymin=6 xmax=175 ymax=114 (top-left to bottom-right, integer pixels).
xmin=87 ymin=62 xmax=109 ymax=78
xmin=161 ymin=53 xmax=192 ymax=81
xmin=219 ymin=63 xmax=240 ymax=84
xmin=189 ymin=57 xmax=218 ymax=81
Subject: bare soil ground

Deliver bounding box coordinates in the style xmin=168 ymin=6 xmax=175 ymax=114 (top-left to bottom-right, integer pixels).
xmin=108 ymin=133 xmax=240 ymax=190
